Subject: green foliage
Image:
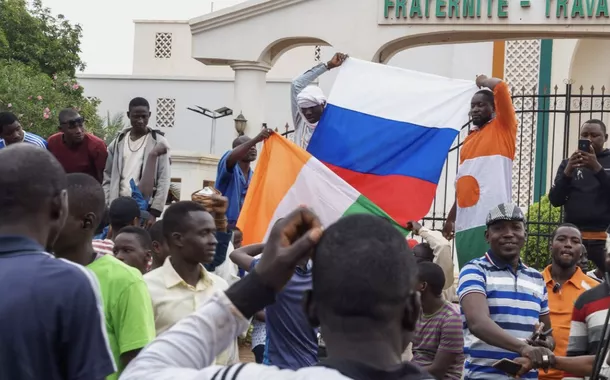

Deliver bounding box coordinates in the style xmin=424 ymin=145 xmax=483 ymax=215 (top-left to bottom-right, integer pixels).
xmin=103 ymin=112 xmax=127 ymax=145
xmin=521 ymin=195 xmax=562 ymax=270
xmin=0 ymin=0 xmax=85 ymax=76
xmin=238 ymin=324 xmax=253 ymax=346
xmin=0 ymin=60 xmax=104 ymax=139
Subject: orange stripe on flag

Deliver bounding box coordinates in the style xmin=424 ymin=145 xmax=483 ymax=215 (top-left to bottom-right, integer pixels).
xmin=237 ymin=133 xmax=311 ymax=246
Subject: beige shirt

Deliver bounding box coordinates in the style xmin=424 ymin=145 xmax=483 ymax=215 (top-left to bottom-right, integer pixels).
xmin=417 ymin=227 xmax=458 ymax=302
xmin=119 ymin=132 xmax=148 ymax=197
xmin=144 ymin=257 xmax=238 ymax=365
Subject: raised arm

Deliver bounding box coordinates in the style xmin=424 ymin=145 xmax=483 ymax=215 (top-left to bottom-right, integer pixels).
xmin=149 ymin=144 xmax=170 ymax=218
xmin=224 ymin=129 xmax=271 ymax=171
xmin=139 ymin=142 xmax=169 ymax=200
xmin=476 ymin=75 xmax=517 ymax=133
xmin=229 ymin=243 xmax=265 ymax=273
xmin=418 ymin=227 xmax=454 ymax=289
xmin=93 ymin=140 xmax=109 ymax=183
xmin=291 ymin=53 xmax=347 ymax=130
xmin=102 ymin=139 xmax=116 ymax=206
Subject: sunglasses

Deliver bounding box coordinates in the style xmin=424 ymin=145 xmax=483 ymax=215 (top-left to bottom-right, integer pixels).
xmin=62 ymin=117 xmax=85 ymax=127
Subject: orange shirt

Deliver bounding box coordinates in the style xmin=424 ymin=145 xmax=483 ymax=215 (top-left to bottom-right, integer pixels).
xmin=539 ymin=266 xmax=600 ymax=380
xmin=459 ymin=81 xmax=518 ymax=164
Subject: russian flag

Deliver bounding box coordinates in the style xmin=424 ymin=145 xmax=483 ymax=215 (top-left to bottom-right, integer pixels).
xmin=307 ymin=58 xmax=477 ymax=226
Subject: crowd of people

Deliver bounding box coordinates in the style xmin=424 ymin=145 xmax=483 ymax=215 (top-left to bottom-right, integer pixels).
xmin=1 ymin=52 xmax=610 ymax=380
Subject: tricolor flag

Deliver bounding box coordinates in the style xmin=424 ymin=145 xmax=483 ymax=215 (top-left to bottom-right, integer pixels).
xmin=307 ymin=58 xmax=477 ymax=226
xmin=237 ymin=134 xmax=408 ymax=246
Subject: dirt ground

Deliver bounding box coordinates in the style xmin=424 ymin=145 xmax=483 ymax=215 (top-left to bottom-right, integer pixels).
xmin=239 ymin=343 xmax=255 ymax=363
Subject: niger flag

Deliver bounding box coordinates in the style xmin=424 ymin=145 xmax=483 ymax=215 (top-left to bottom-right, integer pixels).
xmin=455 ymin=81 xmax=517 ymax=268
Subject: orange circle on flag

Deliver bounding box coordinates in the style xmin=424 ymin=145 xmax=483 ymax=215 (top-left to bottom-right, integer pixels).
xmin=456 ymin=175 xmax=480 ymax=208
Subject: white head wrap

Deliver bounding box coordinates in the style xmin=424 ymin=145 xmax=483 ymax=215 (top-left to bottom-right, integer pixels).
xmin=297 ymin=85 xmax=327 ymax=109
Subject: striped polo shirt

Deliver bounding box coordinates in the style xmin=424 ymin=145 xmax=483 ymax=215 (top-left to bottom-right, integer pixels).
xmin=0 ymin=131 xmax=48 ymax=149
xmin=458 ymin=251 xmax=549 ymax=379
xmin=564 ymin=284 xmax=610 ymax=379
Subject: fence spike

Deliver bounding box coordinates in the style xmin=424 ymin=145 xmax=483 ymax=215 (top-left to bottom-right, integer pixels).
xmin=579 ymin=85 xmax=584 ymax=92
xmin=591 ymin=85 xmax=595 ymax=93
xmin=603 ymin=85 xmax=606 ymax=93
xmin=554 ymin=84 xmax=559 ymax=92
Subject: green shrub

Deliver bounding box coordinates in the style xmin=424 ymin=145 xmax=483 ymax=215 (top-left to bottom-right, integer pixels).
xmin=521 ymin=195 xmax=562 ymax=270
xmin=0 ymin=61 xmax=106 ymax=139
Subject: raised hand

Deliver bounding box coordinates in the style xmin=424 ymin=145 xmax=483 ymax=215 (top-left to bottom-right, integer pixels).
xmin=253 ymin=207 xmax=323 ymax=291
xmin=327 ymin=53 xmax=348 ymax=69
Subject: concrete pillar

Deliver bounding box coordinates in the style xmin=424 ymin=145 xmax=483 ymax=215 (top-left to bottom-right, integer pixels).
xmin=230 ymin=61 xmax=271 ymax=138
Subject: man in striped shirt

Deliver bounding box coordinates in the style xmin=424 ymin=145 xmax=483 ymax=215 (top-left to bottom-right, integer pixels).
xmin=458 ymin=203 xmax=555 ymax=379
xmin=412 ymin=262 xmax=464 ymax=380
xmin=0 ymin=111 xmax=47 ymax=149
xmin=564 ymin=242 xmax=610 ymax=380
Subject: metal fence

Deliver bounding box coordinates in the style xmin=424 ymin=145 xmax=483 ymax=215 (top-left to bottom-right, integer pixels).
xmin=279 ymin=83 xmax=610 ymax=268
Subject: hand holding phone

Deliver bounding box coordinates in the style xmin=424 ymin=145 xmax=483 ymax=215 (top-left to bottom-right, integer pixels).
xmin=493 ymin=359 xmax=523 ymax=377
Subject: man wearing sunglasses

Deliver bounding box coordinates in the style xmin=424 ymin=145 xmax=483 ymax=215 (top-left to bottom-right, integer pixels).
xmin=48 ymin=108 xmax=108 ymax=183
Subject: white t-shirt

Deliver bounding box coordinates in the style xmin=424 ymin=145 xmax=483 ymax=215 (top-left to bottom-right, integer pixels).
xmin=119 ymin=132 xmax=148 ymax=197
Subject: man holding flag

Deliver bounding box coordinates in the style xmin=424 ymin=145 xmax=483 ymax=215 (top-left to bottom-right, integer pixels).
xmin=291 ymin=52 xmax=347 ymax=149
xmin=443 ymin=74 xmax=518 ymax=268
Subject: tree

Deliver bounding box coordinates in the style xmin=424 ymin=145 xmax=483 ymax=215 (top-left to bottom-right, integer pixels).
xmin=521 ymin=195 xmax=562 ymax=270
xmin=103 ymin=112 xmax=127 ymax=144
xmin=0 ymin=0 xmax=85 ymax=76
xmin=0 ymin=61 xmax=108 ymax=139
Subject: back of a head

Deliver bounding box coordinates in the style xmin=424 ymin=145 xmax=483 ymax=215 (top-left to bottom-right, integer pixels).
xmin=109 ymin=197 xmax=140 ymax=231
xmin=232 ymin=135 xmax=250 ymax=149
xmin=418 ymin=262 xmax=445 ymax=297
xmin=66 ymin=173 xmax=106 ymax=220
xmin=0 ymin=144 xmax=67 ymax=223
xmin=0 ymin=111 xmax=18 ymax=133
xmin=313 ymin=214 xmax=415 ymax=323
xmin=162 ymin=201 xmax=207 ymax=241
xmin=149 ymin=220 xmax=165 ymax=243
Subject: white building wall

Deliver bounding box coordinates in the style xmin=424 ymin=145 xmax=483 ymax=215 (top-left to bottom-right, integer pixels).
xmin=132 ymin=20 xmax=318 ymax=80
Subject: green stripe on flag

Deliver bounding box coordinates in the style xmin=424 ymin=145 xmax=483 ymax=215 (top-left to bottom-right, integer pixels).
xmin=343 ymin=195 xmax=410 ymax=237
xmin=455 ymin=225 xmax=489 ymax=268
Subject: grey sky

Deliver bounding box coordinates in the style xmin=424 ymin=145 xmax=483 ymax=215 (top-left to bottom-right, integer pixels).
xmin=42 ymin=0 xmax=244 ymax=74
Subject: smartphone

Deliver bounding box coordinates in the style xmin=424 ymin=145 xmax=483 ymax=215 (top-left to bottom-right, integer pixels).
xmin=579 ymin=139 xmax=591 ymax=152
xmin=492 ymin=358 xmax=523 ymax=376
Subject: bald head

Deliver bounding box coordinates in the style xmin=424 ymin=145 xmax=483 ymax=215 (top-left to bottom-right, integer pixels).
xmin=232 ymin=135 xmax=251 ymax=149
xmin=0 ymin=144 xmax=67 ymax=224
xmin=58 ymin=108 xmax=79 ymax=123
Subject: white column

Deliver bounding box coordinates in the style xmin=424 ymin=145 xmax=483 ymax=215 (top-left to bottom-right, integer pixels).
xmin=231 ymin=61 xmax=271 ymax=138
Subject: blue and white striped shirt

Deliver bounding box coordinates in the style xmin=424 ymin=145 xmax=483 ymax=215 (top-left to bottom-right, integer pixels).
xmin=458 ymin=251 xmax=549 ymax=380
xmin=0 ymin=131 xmax=47 ymax=149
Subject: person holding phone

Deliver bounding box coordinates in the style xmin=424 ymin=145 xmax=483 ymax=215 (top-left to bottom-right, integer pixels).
xmin=549 ymin=119 xmax=610 ymax=273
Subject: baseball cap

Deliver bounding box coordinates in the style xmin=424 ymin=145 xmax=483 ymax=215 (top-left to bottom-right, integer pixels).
xmin=485 ymin=203 xmax=525 ymax=226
